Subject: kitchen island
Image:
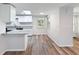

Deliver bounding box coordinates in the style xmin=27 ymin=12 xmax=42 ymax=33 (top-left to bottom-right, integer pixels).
xmin=2 ymin=29 xmax=32 ymax=51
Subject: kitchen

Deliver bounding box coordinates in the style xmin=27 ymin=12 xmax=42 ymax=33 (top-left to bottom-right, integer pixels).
xmin=0 ymin=3 xmax=74 ymax=55
xmin=0 ymin=3 xmax=48 ymax=54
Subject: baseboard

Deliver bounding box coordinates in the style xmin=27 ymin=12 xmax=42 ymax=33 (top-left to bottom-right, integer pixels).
xmin=6 ymin=49 xmax=25 ymax=51
xmin=47 ymin=33 xmax=60 ymax=46
xmin=0 ymin=49 xmax=25 ymax=55
xmin=52 ymin=37 xmax=73 ymax=47
xmin=50 ymin=37 xmax=73 ymax=47
xmin=0 ymin=50 xmax=7 ymax=55
xmin=58 ymin=45 xmax=73 ymax=47
xmin=47 ymin=32 xmax=60 ymax=46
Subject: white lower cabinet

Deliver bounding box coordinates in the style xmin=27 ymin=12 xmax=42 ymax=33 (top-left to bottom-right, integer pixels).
xmin=4 ymin=34 xmax=28 ymax=51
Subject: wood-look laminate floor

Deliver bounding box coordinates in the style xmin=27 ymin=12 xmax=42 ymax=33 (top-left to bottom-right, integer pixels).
xmin=3 ymin=35 xmax=79 ymax=55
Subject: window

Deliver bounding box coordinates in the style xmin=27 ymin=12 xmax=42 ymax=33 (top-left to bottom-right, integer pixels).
xmin=16 ymin=10 xmax=32 ymax=22
xmin=16 ymin=16 xmax=32 ymax=22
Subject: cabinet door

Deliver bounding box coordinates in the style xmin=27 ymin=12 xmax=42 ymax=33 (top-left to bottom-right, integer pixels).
xmin=0 ymin=5 xmax=10 ymax=22
xmin=6 ymin=35 xmax=25 ymax=50
xmin=0 ymin=5 xmax=16 ymax=23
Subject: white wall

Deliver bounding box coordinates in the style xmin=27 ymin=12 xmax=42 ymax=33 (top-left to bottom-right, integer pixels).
xmin=47 ymin=8 xmax=60 ymax=46
xmin=59 ymin=6 xmax=73 ymax=46
xmin=47 ymin=7 xmax=73 ymax=47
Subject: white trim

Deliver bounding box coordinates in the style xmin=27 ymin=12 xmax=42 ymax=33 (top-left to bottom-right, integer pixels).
xmin=58 ymin=45 xmax=73 ymax=47
xmin=0 ymin=49 xmax=25 ymax=55
xmin=0 ymin=50 xmax=7 ymax=55
xmin=6 ymin=49 xmax=25 ymax=51
xmin=51 ymin=37 xmax=73 ymax=47
xmin=47 ymin=32 xmax=60 ymax=46
xmin=24 ymin=35 xmax=28 ymax=50
xmin=53 ymin=38 xmax=73 ymax=47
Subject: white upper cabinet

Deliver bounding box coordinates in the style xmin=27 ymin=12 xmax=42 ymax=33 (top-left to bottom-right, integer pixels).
xmin=0 ymin=4 xmax=16 ymax=23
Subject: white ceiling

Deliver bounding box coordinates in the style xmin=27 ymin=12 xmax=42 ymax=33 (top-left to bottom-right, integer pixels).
xmin=12 ymin=3 xmax=79 ymax=15
xmin=13 ymin=3 xmax=67 ymax=15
